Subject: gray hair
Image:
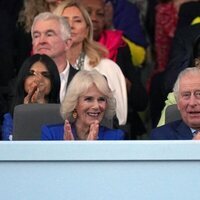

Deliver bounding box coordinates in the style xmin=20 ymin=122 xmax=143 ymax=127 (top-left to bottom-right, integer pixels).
xmin=173 ymin=67 xmax=200 ymax=100
xmin=60 ymin=70 xmax=116 ymax=122
xmin=31 ymin=12 xmax=71 ymax=41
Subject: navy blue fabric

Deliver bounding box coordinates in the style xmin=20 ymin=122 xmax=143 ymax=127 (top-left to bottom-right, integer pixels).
xmin=150 ymin=120 xmax=193 ymax=140
xmin=108 ymin=0 xmax=147 ymax=47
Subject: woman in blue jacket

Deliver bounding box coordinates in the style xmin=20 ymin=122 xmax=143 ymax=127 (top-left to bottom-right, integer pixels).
xmin=41 ymin=70 xmax=125 ymax=140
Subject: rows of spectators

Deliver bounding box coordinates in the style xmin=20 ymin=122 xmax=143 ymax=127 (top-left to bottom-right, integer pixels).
xmin=0 ymin=0 xmax=200 ymax=140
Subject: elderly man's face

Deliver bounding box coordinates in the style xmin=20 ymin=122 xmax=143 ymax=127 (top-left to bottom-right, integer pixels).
xmin=32 ymin=19 xmax=67 ymax=60
xmin=177 ymin=72 xmax=200 ymax=129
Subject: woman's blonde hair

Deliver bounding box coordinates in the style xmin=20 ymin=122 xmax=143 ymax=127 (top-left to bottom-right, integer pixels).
xmin=18 ymin=0 xmax=49 ymax=32
xmin=53 ymin=0 xmax=108 ymax=67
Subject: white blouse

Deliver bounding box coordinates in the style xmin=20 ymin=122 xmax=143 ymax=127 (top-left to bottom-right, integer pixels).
xmin=83 ymin=56 xmax=127 ymax=125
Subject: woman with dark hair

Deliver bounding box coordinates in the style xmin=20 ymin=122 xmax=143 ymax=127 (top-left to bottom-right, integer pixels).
xmin=13 ymin=54 xmax=60 ymax=106
xmin=2 ymin=54 xmax=60 ymax=140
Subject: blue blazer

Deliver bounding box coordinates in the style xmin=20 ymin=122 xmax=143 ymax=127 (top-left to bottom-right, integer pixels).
xmin=41 ymin=124 xmax=125 ymax=140
xmin=150 ymin=120 xmax=193 ymax=140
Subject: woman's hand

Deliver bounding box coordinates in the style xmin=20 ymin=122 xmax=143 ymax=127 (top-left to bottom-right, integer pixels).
xmin=24 ymin=83 xmax=38 ymax=104
xmin=24 ymin=74 xmax=47 ymax=104
xmin=87 ymin=120 xmax=99 ymax=140
xmin=64 ymin=119 xmax=74 ymax=140
xmin=64 ymin=120 xmax=99 ymax=140
xmin=31 ymin=82 xmax=47 ymax=103
xmin=24 ymin=84 xmax=46 ymax=104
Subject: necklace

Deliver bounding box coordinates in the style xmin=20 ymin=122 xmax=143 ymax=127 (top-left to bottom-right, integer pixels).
xmin=73 ymin=52 xmax=85 ymax=70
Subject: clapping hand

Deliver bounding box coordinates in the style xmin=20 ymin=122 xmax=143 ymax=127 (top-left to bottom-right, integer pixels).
xmin=87 ymin=120 xmax=99 ymax=140
xmin=24 ymin=72 xmax=47 ymax=104
xmin=64 ymin=119 xmax=74 ymax=140
xmin=63 ymin=120 xmax=99 ymax=140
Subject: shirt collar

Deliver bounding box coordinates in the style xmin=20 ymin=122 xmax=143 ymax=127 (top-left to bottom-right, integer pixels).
xmin=190 ymin=128 xmax=200 ymax=136
xmin=60 ymin=62 xmax=70 ymax=79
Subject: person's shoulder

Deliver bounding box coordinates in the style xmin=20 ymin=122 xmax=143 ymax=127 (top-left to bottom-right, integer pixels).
xmin=99 ymin=57 xmax=118 ymax=66
xmin=43 ymin=123 xmax=63 ymax=128
xmin=97 ymin=58 xmax=124 ymax=74
xmin=98 ymin=126 xmax=125 ymax=140
xmin=150 ymin=120 xmax=183 ymax=140
xmin=41 ymin=123 xmax=64 ymax=140
xmin=42 ymin=123 xmax=64 ymax=133
xmin=103 ymin=29 xmax=123 ymax=39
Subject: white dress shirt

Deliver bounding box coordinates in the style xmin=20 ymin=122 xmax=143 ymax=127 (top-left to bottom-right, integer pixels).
xmin=59 ymin=62 xmax=70 ymax=102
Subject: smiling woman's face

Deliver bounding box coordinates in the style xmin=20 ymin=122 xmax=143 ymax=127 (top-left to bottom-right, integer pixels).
xmin=75 ymin=84 xmax=107 ymax=128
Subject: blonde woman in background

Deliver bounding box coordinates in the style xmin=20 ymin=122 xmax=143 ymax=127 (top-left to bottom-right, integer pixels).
xmin=53 ymin=0 xmax=127 ymax=126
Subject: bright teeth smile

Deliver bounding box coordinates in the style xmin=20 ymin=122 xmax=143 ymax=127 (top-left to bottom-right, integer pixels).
xmin=87 ymin=112 xmax=100 ymax=117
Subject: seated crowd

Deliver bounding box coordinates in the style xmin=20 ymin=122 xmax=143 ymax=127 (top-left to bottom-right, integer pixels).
xmin=1 ymin=0 xmax=200 ymax=140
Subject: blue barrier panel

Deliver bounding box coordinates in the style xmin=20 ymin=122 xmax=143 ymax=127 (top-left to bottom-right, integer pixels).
xmin=0 ymin=141 xmax=200 ymax=200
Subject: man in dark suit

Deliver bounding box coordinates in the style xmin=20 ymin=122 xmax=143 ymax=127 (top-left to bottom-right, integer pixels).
xmin=150 ymin=67 xmax=200 ymax=140
xmin=149 ymin=24 xmax=200 ymax=128
xmin=31 ymin=12 xmax=78 ymax=102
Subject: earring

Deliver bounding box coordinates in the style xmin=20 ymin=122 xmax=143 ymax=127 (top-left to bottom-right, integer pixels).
xmin=72 ymin=109 xmax=77 ymax=119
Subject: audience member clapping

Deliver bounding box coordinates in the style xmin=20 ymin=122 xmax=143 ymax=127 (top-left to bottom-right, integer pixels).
xmin=42 ymin=70 xmax=125 ymax=140
xmin=1 ymin=54 xmax=60 ymax=140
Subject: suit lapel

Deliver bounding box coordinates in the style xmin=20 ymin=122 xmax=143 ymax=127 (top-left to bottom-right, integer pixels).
xmin=66 ymin=65 xmax=79 ymax=88
xmin=175 ymin=121 xmax=193 ymax=139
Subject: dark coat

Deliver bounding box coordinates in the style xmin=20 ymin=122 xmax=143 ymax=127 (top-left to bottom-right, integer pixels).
xmin=164 ymin=23 xmax=200 ymax=95
xmin=116 ymin=45 xmax=148 ymax=138
xmin=176 ymin=1 xmax=200 ymax=30
xmin=150 ymin=120 xmax=193 ymax=140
